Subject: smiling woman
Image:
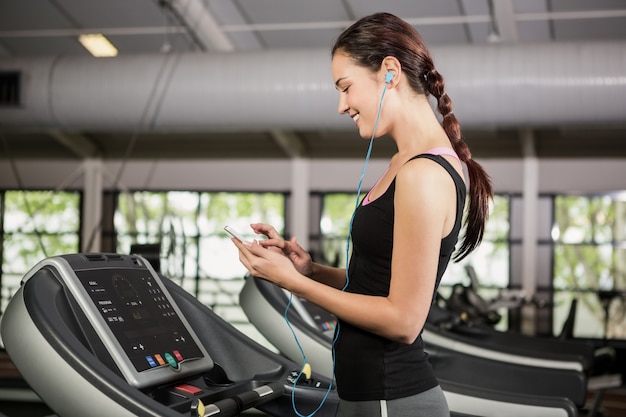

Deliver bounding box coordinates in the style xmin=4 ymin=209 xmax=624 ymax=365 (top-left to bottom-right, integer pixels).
xmin=230 ymin=12 xmax=493 ymax=417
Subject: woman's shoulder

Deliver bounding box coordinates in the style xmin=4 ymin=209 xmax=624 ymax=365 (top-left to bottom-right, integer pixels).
xmin=396 ymin=155 xmax=458 ymax=194
xmin=399 ymin=154 xmax=449 ymax=176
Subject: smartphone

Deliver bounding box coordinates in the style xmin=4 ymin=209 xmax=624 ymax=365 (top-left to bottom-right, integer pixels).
xmin=224 ymin=225 xmax=246 ymax=242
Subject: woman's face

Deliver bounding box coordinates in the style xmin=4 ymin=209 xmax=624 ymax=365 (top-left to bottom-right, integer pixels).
xmin=331 ymin=52 xmax=385 ymax=139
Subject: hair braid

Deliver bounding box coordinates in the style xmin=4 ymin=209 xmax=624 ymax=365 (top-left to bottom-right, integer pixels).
xmin=424 ymin=68 xmax=470 ymax=162
xmin=424 ymin=66 xmax=493 ymax=260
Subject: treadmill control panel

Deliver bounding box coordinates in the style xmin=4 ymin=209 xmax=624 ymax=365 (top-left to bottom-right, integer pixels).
xmin=35 ymin=254 xmax=215 ymax=388
xmin=77 ymin=268 xmax=205 ymax=373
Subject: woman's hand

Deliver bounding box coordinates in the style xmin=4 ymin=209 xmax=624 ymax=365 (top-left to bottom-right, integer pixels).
xmin=249 ymin=223 xmax=313 ymax=277
xmin=232 ymin=238 xmax=300 ymax=289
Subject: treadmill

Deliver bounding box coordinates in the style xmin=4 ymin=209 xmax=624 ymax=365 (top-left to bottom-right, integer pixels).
xmin=425 ymin=303 xmax=620 ymax=379
xmin=433 ymin=266 xmax=618 ymax=380
xmin=240 ymin=275 xmax=581 ymax=417
xmin=424 ymin=303 xmax=621 ymax=416
xmin=0 ymin=254 xmax=338 ymax=417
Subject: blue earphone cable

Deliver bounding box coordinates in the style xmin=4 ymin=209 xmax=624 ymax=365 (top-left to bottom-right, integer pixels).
xmin=286 ymin=74 xmax=392 ymax=417
xmin=344 ymin=73 xmax=391 ymax=288
xmin=284 ymin=295 xmax=338 ymax=417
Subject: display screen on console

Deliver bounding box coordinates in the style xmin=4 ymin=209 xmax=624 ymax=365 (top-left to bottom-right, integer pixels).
xmin=76 ymin=268 xmax=205 ymax=373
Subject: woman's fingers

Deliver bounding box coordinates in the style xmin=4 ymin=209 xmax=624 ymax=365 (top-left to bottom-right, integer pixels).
xmin=232 ymin=238 xmax=270 ymax=275
xmin=250 ymin=223 xmax=288 ymax=253
xmin=250 ymin=223 xmax=279 ymax=239
xmin=232 ymin=238 xmax=253 ymax=270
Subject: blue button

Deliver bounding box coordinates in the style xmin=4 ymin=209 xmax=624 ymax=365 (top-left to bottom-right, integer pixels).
xmin=145 ymin=356 xmax=157 ymax=367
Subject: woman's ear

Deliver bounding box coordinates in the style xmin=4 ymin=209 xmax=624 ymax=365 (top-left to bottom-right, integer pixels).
xmin=381 ymin=56 xmax=401 ymax=87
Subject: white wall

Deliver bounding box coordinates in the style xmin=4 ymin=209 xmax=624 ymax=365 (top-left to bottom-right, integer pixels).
xmin=1 ymin=157 xmax=625 ymax=193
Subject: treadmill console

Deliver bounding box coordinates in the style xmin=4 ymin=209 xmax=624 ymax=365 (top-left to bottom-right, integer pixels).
xmin=2 ymin=253 xmax=339 ymax=417
xmin=26 ymin=253 xmax=214 ymax=388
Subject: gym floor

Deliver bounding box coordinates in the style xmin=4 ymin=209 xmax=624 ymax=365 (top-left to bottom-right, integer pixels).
xmin=0 ymin=402 xmax=271 ymax=417
xmin=0 ymin=401 xmax=53 ymax=417
xmin=2 ymin=390 xmax=626 ymax=416
xmin=2 ymin=352 xmax=624 ymax=417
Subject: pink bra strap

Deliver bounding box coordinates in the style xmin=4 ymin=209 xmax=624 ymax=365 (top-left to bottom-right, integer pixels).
xmin=362 ymin=167 xmax=389 ymax=205
xmin=425 ymin=147 xmax=461 ymax=163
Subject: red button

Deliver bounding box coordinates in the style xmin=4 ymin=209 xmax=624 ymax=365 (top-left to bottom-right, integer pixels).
xmin=175 ymin=383 xmax=202 ymax=395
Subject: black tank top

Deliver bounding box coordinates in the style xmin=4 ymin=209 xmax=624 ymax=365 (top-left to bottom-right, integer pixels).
xmin=334 ymin=154 xmax=466 ymax=401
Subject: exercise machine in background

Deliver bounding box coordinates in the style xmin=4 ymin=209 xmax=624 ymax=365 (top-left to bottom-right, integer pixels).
xmin=240 ymin=275 xmax=623 ymax=417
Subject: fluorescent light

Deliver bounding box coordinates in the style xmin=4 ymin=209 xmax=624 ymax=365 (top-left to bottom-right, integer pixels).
xmin=78 ymin=34 xmax=118 ymax=57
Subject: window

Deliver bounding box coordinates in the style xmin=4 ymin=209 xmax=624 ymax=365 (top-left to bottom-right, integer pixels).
xmin=443 ymin=194 xmax=511 ymax=288
xmin=319 ymin=193 xmax=364 ymax=268
xmin=552 ymin=194 xmax=626 ymax=339
xmin=1 ymin=190 xmax=81 ymax=313
xmin=114 ymin=191 xmax=285 ymax=303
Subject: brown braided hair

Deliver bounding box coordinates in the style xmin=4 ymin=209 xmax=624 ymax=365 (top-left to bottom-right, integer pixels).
xmin=332 ymin=12 xmax=493 ymax=261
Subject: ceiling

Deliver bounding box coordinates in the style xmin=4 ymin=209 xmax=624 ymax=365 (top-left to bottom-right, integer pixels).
xmin=1 ymin=0 xmax=626 ymax=160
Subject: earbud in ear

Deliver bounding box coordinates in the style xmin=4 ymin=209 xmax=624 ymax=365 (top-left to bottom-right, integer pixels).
xmin=385 ymin=72 xmax=394 ymax=84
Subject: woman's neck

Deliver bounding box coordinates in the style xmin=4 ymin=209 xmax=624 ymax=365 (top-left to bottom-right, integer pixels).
xmin=389 ymin=95 xmax=451 ymax=156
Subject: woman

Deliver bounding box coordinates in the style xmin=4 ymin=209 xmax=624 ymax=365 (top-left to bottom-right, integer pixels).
xmin=232 ymin=12 xmax=493 ymax=417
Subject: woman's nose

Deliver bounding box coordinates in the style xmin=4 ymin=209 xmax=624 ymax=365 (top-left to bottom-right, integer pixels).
xmin=337 ymin=99 xmax=349 ymax=115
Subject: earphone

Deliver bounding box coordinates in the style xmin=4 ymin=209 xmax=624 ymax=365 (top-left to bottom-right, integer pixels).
xmin=285 ymin=69 xmax=392 ymax=417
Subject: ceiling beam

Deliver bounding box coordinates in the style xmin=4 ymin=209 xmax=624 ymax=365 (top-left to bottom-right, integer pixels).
xmin=49 ymin=130 xmax=100 ymax=158
xmin=2 ymin=9 xmax=624 ymax=39
xmin=160 ymin=0 xmax=234 ymax=52
xmin=271 ymin=130 xmax=308 ymax=158
xmin=489 ymin=0 xmax=519 ymax=42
